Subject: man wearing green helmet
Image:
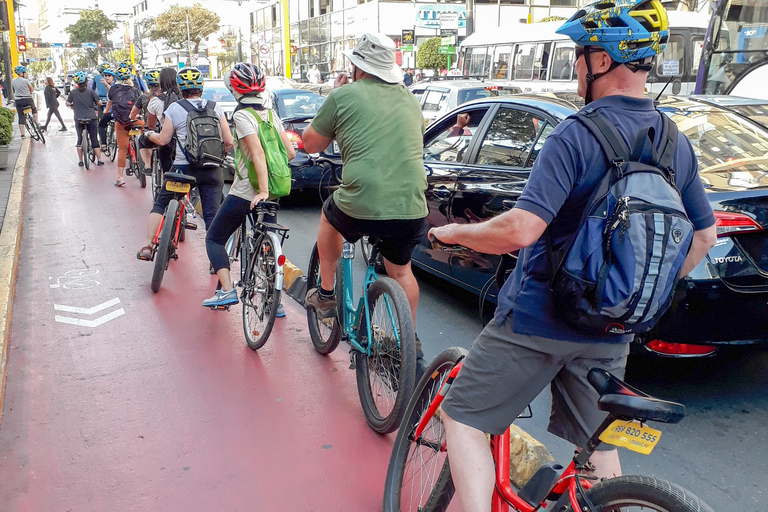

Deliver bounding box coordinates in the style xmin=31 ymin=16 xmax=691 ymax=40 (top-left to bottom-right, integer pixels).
xmin=428 ymin=2 xmax=717 ymax=510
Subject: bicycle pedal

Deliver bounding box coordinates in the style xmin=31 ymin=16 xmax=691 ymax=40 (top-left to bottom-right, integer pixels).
xmin=184 ymin=222 xmax=198 ymax=230
xmin=211 ymin=305 xmax=230 ymax=311
xmin=348 ymin=350 xmax=356 ymax=370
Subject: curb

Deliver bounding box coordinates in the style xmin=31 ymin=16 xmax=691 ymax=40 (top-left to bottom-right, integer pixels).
xmin=0 ymin=138 xmax=31 ymax=428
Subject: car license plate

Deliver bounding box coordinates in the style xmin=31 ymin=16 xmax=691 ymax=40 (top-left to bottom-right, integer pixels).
xmin=599 ymin=420 xmax=661 ymax=455
xmin=129 ymin=128 xmax=142 ymax=137
xmin=23 ymin=108 xmax=32 ymax=114
xmin=165 ymin=181 xmax=190 ymax=193
xmin=332 ymin=141 xmax=339 ymax=154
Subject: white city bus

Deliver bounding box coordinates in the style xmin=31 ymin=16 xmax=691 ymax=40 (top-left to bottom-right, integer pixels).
xmin=457 ymin=11 xmax=709 ymax=96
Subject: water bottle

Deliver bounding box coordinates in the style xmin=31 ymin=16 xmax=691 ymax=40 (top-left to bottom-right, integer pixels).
xmin=341 ymin=241 xmax=355 ymax=259
xmin=182 ymin=197 xmax=197 ymax=219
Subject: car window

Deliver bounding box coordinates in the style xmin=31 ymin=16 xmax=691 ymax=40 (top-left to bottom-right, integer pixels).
xmin=424 ymin=108 xmax=489 ymax=163
xmin=422 ymin=89 xmax=450 ymax=112
xmin=475 ymin=108 xmax=546 ymax=167
xmin=457 ymin=88 xmax=492 ymax=105
xmin=527 ymin=122 xmax=555 ymax=166
xmin=201 ymin=84 xmax=236 ymax=103
xmin=277 ymin=91 xmax=326 ymax=118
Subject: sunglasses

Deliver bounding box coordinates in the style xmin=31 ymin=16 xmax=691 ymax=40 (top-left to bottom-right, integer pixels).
xmin=575 ymin=46 xmax=603 ymax=60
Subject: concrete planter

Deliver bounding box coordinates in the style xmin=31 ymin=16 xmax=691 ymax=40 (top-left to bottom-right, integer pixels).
xmin=0 ymin=145 xmax=9 ymax=170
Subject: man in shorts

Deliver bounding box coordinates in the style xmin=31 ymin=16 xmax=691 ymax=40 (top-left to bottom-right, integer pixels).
xmin=427 ymin=2 xmax=718 ymax=511
xmin=302 ymin=33 xmax=428 ymax=371
xmin=12 ymin=66 xmax=38 ymax=138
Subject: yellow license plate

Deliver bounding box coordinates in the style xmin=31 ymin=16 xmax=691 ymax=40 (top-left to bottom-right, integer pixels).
xmin=129 ymin=128 xmax=142 ymax=136
xmin=165 ymin=181 xmax=190 ymax=193
xmin=22 ymin=108 xmax=32 ymax=114
xmin=599 ymin=420 xmax=661 ymax=455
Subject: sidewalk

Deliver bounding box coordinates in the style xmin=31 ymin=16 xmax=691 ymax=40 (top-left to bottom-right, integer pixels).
xmin=0 ymin=124 xmax=28 ymax=230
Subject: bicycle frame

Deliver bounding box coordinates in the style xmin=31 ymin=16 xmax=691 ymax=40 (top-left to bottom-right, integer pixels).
xmin=233 ymin=209 xmax=287 ymax=292
xmin=337 ymin=241 xmax=400 ymax=358
xmin=413 ymin=360 xmax=592 ymax=512
xmin=152 ymin=197 xmax=185 ymax=248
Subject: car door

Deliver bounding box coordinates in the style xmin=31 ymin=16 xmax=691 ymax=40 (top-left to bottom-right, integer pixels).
xmin=449 ymin=104 xmax=557 ymax=298
xmin=413 ymin=105 xmax=492 ymax=278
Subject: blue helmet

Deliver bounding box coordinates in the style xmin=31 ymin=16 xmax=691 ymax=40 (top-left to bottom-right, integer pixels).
xmin=14 ymin=65 xmax=27 ymax=75
xmin=556 ymin=0 xmax=669 ymax=64
xmin=73 ymin=71 xmax=88 ymax=84
xmin=115 ymin=64 xmax=132 ymax=81
xmin=102 ymin=68 xmax=117 ymax=78
xmin=97 ymin=62 xmax=110 ymax=74
xmin=177 ymin=67 xmax=204 ymax=91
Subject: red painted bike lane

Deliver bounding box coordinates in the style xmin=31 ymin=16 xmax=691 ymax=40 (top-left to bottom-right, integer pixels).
xmin=0 ymin=132 xmax=395 ymax=511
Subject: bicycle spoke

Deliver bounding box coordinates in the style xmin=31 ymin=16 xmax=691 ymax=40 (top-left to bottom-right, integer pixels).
xmin=366 ymin=292 xmax=402 ymax=419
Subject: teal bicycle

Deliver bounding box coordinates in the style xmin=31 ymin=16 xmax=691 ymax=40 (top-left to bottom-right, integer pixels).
xmin=307 ymin=238 xmax=417 ymax=434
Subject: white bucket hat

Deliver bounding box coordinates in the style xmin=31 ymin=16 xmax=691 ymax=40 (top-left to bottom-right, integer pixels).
xmin=343 ymin=33 xmax=403 ymax=84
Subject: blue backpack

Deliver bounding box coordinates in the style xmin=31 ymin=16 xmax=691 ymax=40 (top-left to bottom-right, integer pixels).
xmin=546 ymin=109 xmax=694 ymax=336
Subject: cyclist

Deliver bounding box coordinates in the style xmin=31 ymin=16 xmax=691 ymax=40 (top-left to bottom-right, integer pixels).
xmin=108 ymin=64 xmax=142 ymax=187
xmin=144 ymin=67 xmax=180 ymax=174
xmin=92 ymin=62 xmax=111 ymax=118
xmin=97 ymin=68 xmax=117 ymax=152
xmin=136 ymin=67 xmax=233 ymax=261
xmin=427 ymin=2 xmax=717 ymax=510
xmin=120 ymin=60 xmax=145 ymax=97
xmin=302 ymin=33 xmax=429 ymax=374
xmin=202 ymin=63 xmax=295 ymax=309
xmin=12 ymin=65 xmax=38 ymax=139
xmin=131 ymin=68 xmax=161 ymax=170
xmin=65 ymin=71 xmax=104 ymax=167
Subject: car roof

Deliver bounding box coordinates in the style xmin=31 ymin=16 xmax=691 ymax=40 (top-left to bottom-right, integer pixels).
xmin=453 ymin=94 xmax=579 ymax=122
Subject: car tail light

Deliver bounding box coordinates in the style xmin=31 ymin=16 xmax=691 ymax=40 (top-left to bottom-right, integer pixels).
xmin=285 ymin=130 xmax=304 ymax=150
xmin=713 ymin=211 xmax=763 ymax=237
xmin=645 ymin=340 xmax=718 ymax=356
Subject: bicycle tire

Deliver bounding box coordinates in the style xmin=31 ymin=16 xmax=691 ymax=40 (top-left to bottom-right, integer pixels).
xmin=82 ymin=127 xmax=90 ymax=170
xmin=355 ymin=277 xmax=417 ymax=434
xmin=306 ymin=243 xmax=342 ymax=355
xmin=150 ymin=199 xmax=179 ymax=293
xmin=37 ymin=122 xmax=45 ymax=144
xmin=108 ymin=125 xmax=117 ymax=162
xmin=383 ymin=347 xmax=466 ymax=512
xmin=178 ymin=202 xmax=187 ymax=242
xmin=136 ymin=145 xmax=147 ymax=188
xmin=25 ymin=115 xmax=40 ymax=142
xmin=242 ymin=234 xmax=281 ymax=350
xmin=151 ymin=153 xmax=162 ymax=201
xmin=560 ymin=475 xmax=715 ymax=512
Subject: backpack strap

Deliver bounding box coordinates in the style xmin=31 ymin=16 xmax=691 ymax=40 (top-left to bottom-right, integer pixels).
xmin=656 ymin=113 xmax=680 ymax=187
xmin=575 ymin=109 xmax=630 ymax=164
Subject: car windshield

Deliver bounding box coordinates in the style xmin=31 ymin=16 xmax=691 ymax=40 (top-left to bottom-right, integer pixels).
xmin=457 ymin=87 xmax=519 ymax=105
xmin=201 ymin=84 xmax=236 ymax=103
xmin=276 ymin=91 xmax=325 ymax=118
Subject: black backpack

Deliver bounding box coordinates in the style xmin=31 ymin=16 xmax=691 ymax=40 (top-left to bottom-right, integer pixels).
xmin=110 ymin=85 xmax=138 ymax=125
xmin=179 ymin=99 xmax=226 ymax=168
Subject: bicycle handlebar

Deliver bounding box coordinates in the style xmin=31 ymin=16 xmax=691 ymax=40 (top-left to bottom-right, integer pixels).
xmin=428 ymin=233 xmax=466 ymax=252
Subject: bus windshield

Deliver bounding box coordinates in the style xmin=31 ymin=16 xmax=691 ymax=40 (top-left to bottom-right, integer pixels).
xmin=698 ymin=0 xmax=768 ymax=98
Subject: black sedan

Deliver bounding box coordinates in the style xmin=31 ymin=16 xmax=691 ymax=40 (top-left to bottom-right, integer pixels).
xmin=265 ymin=88 xmax=341 ymax=192
xmin=414 ymin=93 xmax=768 ymax=357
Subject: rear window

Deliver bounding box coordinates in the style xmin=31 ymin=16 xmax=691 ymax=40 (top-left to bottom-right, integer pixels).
xmin=422 ymin=89 xmax=450 ymax=112
xmin=457 ymin=87 xmax=520 ymax=105
xmin=201 ymin=84 xmax=235 ymax=103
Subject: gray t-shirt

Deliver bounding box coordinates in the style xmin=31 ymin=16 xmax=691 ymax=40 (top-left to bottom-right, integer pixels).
xmin=66 ymin=87 xmax=100 ymax=121
xmin=12 ymin=77 xmax=32 ymax=99
xmin=163 ymin=98 xmax=225 ymax=165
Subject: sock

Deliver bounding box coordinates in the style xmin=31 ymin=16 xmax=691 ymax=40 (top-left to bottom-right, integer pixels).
xmin=318 ymin=287 xmax=334 ymax=300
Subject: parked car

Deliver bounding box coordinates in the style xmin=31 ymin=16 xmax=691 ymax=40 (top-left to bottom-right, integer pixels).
xmin=419 ymin=80 xmax=522 ymax=126
xmin=264 ymin=88 xmax=341 ymax=192
xmin=414 ymin=93 xmax=768 ymax=357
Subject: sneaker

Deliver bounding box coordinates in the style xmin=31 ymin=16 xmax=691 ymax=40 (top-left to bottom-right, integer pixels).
xmin=202 ymin=288 xmax=239 ymax=308
xmin=96 ymin=160 xmax=104 ymax=166
xmin=415 ymin=335 xmax=427 ymax=383
xmin=20 ymin=134 xmax=25 ymax=139
xmin=305 ymin=288 xmax=336 ymax=319
xmin=276 ymin=303 xmax=286 ymax=318
xmin=59 ymin=127 xmax=67 ymax=132
xmin=114 ymin=178 xmax=125 ymax=187
xmin=78 ymin=161 xmax=84 ymax=167
xmin=41 ymin=125 xmax=47 ymax=132
xmin=101 ymin=145 xmax=107 ymax=152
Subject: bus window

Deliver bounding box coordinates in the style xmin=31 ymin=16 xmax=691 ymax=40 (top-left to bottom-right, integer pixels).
xmin=467 ymin=47 xmax=489 ymax=77
xmin=691 ymin=36 xmax=704 ymax=77
xmin=550 ymin=42 xmax=575 ymax=81
xmin=533 ymin=42 xmax=551 ymax=80
xmin=656 ymin=35 xmax=685 ymax=78
xmin=514 ymin=43 xmax=535 ymax=80
xmin=492 ymin=45 xmax=512 ymax=79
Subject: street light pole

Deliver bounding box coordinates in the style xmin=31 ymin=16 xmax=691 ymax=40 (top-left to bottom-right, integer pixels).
xmin=186 ymin=9 xmax=193 ymax=65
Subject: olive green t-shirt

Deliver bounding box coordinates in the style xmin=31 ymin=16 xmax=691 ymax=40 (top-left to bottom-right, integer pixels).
xmin=310 ymin=79 xmax=428 ymax=220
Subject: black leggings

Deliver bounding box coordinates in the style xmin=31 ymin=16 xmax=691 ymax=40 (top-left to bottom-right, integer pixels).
xmin=75 ymin=119 xmax=99 ymax=149
xmin=205 ymin=195 xmax=277 ymax=272
xmin=98 ymin=112 xmax=113 ymax=145
xmin=44 ymin=106 xmax=65 ymax=128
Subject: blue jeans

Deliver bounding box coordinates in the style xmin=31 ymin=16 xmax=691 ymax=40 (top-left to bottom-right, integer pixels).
xmin=150 ymin=164 xmax=224 ymax=230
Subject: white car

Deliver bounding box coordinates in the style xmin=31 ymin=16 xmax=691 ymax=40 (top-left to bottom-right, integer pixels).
xmin=419 ymin=80 xmax=522 ymax=125
xmin=201 ymin=79 xmax=237 ymax=119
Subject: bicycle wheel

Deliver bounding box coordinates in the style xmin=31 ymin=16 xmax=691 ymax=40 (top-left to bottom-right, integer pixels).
xmin=108 ymin=125 xmax=117 ymax=162
xmin=383 ymin=347 xmax=466 ymax=512
xmin=151 ymin=153 xmax=162 ymax=201
xmin=355 ymin=277 xmax=417 ymax=434
xmin=306 ymin=243 xmax=342 ymax=354
xmin=562 ymin=475 xmax=715 ymax=512
xmin=242 ymin=234 xmax=281 ymax=350
xmin=25 ymin=115 xmax=40 ymax=142
xmin=36 ymin=120 xmax=45 ymax=144
xmin=178 ymin=202 xmax=186 ymax=242
xmin=150 ymin=199 xmax=179 ymax=293
xmin=82 ymin=128 xmax=90 ymax=170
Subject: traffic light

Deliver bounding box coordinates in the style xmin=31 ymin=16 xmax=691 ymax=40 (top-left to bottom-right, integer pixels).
xmin=17 ymin=35 xmax=27 ymax=52
xmin=65 ymin=42 xmax=71 ymax=48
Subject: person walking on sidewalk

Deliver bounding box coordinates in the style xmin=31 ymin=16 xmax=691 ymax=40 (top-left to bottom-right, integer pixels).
xmin=108 ymin=64 xmax=142 ymax=187
xmin=66 ymin=72 xmax=104 ymax=167
xmin=202 ymin=63 xmax=295 ymax=310
xmin=12 ymin=66 xmax=38 ymax=139
xmin=41 ymin=77 xmax=67 ymax=132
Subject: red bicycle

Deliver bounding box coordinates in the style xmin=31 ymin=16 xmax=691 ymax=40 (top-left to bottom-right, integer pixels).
xmin=124 ymin=123 xmax=147 ymax=189
xmin=383 ymin=346 xmax=715 ymax=512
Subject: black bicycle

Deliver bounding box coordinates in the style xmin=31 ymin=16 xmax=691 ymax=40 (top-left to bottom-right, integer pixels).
xmin=22 ymin=107 xmax=45 ymax=143
xmin=75 ymin=119 xmax=96 ymax=169
xmin=104 ymin=119 xmax=117 ymax=162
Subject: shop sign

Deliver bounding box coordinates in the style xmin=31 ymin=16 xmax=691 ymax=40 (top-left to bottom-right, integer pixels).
xmin=415 ymin=6 xmax=466 ymax=29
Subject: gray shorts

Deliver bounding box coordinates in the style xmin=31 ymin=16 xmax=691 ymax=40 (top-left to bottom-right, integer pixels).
xmin=441 ymin=316 xmax=629 ymax=449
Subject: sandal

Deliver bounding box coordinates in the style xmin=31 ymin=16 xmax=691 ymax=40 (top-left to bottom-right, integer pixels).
xmin=114 ymin=178 xmax=125 ymax=187
xmin=136 ymin=245 xmax=154 ymax=261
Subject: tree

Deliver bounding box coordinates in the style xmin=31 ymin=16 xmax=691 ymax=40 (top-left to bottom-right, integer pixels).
xmin=66 ymin=9 xmax=118 ymax=67
xmin=149 ymin=3 xmax=220 ymax=63
xmin=416 ymin=37 xmax=448 ymax=72
xmin=28 ymin=61 xmax=53 ymax=79
xmin=133 ymin=17 xmax=155 ymax=64
xmin=107 ymin=49 xmax=132 ymax=66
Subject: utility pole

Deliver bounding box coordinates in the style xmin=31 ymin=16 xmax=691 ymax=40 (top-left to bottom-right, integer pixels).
xmin=185 ymin=8 xmax=193 ymax=66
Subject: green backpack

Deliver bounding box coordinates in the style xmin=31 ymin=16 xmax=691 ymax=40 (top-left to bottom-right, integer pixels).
xmin=234 ymin=108 xmax=292 ymax=198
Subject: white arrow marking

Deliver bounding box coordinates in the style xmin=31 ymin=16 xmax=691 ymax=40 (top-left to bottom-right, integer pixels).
xmin=53 ymin=297 xmax=121 ymax=315
xmin=55 ymin=308 xmax=125 ymax=328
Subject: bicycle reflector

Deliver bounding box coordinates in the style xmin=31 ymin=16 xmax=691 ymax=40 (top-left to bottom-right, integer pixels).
xmin=714 ymin=211 xmax=763 ymax=237
xmin=645 ymin=340 xmax=718 ymax=356
xmin=277 ymin=254 xmax=286 ymax=266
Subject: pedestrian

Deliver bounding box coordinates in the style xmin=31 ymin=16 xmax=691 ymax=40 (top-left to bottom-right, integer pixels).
xmin=427 ymin=2 xmax=718 ymax=510
xmin=403 ymin=68 xmax=414 ymax=87
xmin=302 ymin=33 xmax=429 ymax=378
xmin=107 ymin=64 xmax=142 ymax=187
xmin=65 ymin=71 xmax=104 ymax=167
xmin=307 ymin=64 xmax=321 ymax=84
xmin=202 ymin=63 xmax=295 ymax=309
xmin=41 ymin=77 xmax=67 ymax=132
xmin=12 ymin=66 xmax=39 ymax=138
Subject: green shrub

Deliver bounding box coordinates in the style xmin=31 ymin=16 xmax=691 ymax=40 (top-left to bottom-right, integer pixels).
xmin=0 ymin=116 xmax=12 ymax=145
xmin=0 ymin=107 xmax=15 ymax=125
xmin=416 ymin=37 xmax=448 ymax=72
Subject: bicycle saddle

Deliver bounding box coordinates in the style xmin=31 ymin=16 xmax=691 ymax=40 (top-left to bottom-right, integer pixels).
xmin=163 ymin=172 xmax=197 ymax=186
xmin=124 ymin=121 xmax=144 ymax=130
xmin=588 ymin=368 xmax=686 ymax=424
xmin=255 ymin=200 xmax=279 ymax=214
xmin=75 ymin=118 xmax=93 ymax=123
